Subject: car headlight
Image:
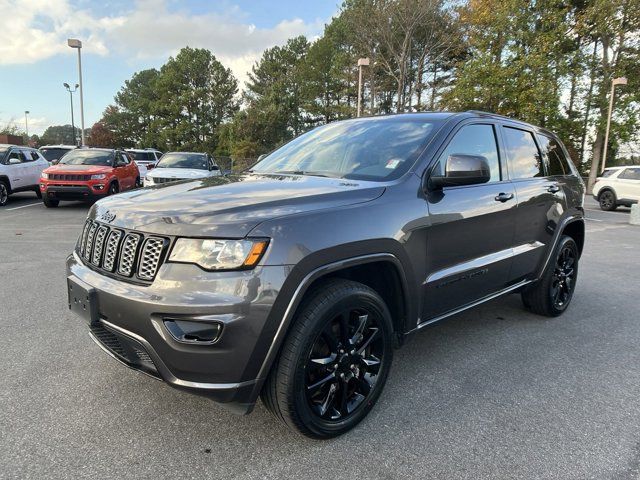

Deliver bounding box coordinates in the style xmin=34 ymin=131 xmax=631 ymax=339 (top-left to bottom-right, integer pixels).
xmin=168 ymin=238 xmax=269 ymax=271
xmin=41 ymin=172 xmax=49 ymax=179
xmin=91 ymin=174 xmax=106 ymax=180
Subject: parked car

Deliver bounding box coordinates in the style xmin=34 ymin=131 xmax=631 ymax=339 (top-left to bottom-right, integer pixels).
xmin=39 ymin=144 xmax=78 ymax=164
xmin=143 ymin=152 xmax=221 ymax=187
xmin=0 ymin=144 xmax=49 ymax=206
xmin=40 ymin=148 xmax=140 ymax=207
xmin=592 ymin=166 xmax=640 ymax=211
xmin=66 ymin=112 xmax=585 ymax=438
xmin=125 ymin=148 xmax=163 ymax=170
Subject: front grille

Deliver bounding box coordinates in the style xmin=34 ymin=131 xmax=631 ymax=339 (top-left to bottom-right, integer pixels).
xmin=152 ymin=177 xmax=184 ymax=184
xmin=77 ymin=219 xmax=168 ymax=282
xmin=50 ymin=173 xmax=91 ymax=181
xmin=90 ymin=323 xmax=158 ymax=377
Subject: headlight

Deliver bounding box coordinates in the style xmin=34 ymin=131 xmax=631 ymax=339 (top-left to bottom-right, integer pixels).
xmin=168 ymin=238 xmax=268 ymax=271
xmin=41 ymin=172 xmax=49 ymax=179
xmin=91 ymin=174 xmax=106 ymax=180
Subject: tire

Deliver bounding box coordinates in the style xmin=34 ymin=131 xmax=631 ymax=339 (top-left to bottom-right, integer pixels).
xmin=107 ymin=182 xmax=119 ymax=196
xmin=261 ymin=279 xmax=394 ymax=439
xmin=521 ymin=236 xmax=579 ymax=317
xmin=598 ymin=189 xmax=617 ymax=211
xmin=134 ymin=177 xmax=141 ymax=188
xmin=0 ymin=181 xmax=9 ymax=207
xmin=34 ymin=187 xmax=42 ymax=199
xmin=43 ymin=195 xmax=59 ymax=208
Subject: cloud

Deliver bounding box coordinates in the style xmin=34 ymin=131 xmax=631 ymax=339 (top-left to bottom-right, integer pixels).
xmin=0 ymin=0 xmax=325 ymax=87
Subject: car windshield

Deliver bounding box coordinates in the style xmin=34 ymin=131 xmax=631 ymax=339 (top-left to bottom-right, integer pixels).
xmin=155 ymin=153 xmax=209 ymax=170
xmin=251 ymin=117 xmax=441 ymax=181
xmin=600 ymin=169 xmax=617 ymax=178
xmin=59 ymin=150 xmax=114 ymax=166
xmin=40 ymin=148 xmax=73 ymax=161
xmin=128 ymin=151 xmax=154 ymax=161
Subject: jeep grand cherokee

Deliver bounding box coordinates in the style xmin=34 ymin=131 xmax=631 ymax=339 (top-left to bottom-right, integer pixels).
xmin=66 ymin=111 xmax=585 ymax=438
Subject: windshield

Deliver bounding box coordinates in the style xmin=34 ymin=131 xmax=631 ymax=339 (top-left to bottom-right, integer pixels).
xmin=0 ymin=147 xmax=8 ymax=160
xmin=59 ymin=150 xmax=114 ymax=166
xmin=600 ymin=169 xmax=617 ymax=178
xmin=40 ymin=148 xmax=74 ymax=161
xmin=251 ymin=117 xmax=440 ymax=181
xmin=128 ymin=151 xmax=155 ymax=161
xmin=156 ymin=153 xmax=209 ymax=170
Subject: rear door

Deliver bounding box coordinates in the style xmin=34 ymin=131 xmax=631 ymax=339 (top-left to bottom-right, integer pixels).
xmin=615 ymin=168 xmax=640 ymax=202
xmin=423 ymin=122 xmax=517 ymax=319
xmin=499 ymin=124 xmax=561 ymax=281
xmin=20 ymin=149 xmax=44 ymax=186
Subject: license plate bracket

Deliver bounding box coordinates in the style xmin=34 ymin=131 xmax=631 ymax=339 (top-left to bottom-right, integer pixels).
xmin=67 ymin=275 xmax=99 ymax=325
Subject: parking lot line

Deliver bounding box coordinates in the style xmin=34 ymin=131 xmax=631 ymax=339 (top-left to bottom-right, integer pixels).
xmin=3 ymin=202 xmax=42 ymax=211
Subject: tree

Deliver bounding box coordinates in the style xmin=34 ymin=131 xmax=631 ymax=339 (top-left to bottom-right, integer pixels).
xmin=39 ymin=125 xmax=81 ymax=145
xmin=87 ymin=121 xmax=116 ymax=148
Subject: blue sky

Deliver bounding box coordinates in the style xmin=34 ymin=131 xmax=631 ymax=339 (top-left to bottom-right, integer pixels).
xmin=0 ymin=0 xmax=338 ymax=135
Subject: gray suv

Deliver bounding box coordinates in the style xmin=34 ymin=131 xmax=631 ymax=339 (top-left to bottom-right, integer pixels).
xmin=66 ymin=112 xmax=585 ymax=438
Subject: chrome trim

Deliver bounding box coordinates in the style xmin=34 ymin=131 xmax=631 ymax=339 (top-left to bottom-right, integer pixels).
xmin=425 ymin=242 xmax=544 ymax=285
xmin=98 ymin=318 xmax=251 ymax=391
xmin=412 ymin=279 xmax=532 ymax=332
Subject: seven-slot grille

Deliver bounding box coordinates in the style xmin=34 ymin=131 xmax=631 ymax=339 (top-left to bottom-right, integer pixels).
xmin=78 ymin=219 xmax=168 ymax=282
xmin=152 ymin=177 xmax=184 ymax=184
xmin=50 ymin=173 xmax=91 ymax=181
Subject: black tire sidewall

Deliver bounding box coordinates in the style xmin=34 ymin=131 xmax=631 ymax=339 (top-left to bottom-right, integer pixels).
xmin=287 ymin=284 xmax=394 ymax=438
xmin=599 ymin=190 xmax=616 ymax=211
xmin=109 ymin=182 xmax=118 ymax=195
xmin=547 ymin=236 xmax=579 ymax=315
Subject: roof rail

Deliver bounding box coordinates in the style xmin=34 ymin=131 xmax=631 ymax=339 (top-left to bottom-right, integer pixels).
xmin=465 ymin=110 xmax=512 ymax=120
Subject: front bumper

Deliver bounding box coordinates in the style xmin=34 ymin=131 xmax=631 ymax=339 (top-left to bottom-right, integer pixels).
xmin=67 ymin=251 xmax=288 ymax=414
xmin=42 ymin=184 xmax=108 ymax=201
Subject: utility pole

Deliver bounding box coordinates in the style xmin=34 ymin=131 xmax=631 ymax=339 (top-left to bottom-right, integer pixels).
xmin=601 ymin=77 xmax=628 ymax=173
xmin=63 ymin=83 xmax=79 ymax=145
xmin=24 ymin=111 xmax=30 ymax=140
xmin=67 ymin=39 xmax=86 ymax=146
xmin=357 ymin=58 xmax=370 ymax=117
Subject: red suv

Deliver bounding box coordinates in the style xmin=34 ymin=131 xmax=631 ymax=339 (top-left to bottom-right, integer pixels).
xmin=40 ymin=148 xmax=140 ymax=207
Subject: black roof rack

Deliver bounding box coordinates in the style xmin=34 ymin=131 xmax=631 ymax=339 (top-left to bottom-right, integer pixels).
xmin=465 ymin=110 xmax=513 ymax=120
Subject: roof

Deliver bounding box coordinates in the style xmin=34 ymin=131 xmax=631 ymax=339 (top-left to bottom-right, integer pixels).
xmin=40 ymin=145 xmax=78 ymax=149
xmin=125 ymin=148 xmax=161 ymax=152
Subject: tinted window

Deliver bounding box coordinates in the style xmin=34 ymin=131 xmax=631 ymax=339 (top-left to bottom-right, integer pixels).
xmin=155 ymin=153 xmax=209 ymax=170
xmin=503 ymin=127 xmax=544 ymax=179
xmin=21 ymin=149 xmax=35 ymax=162
xmin=538 ymin=135 xmax=571 ymax=176
xmin=619 ymin=168 xmax=640 ymax=180
xmin=434 ymin=124 xmax=501 ymax=182
xmin=7 ymin=150 xmax=25 ymax=163
xmin=600 ymin=169 xmax=617 ymax=178
xmin=252 ymin=117 xmax=441 ymax=181
xmin=129 ymin=151 xmax=153 ymax=161
xmin=40 ymin=148 xmax=74 ymax=161
xmin=60 ymin=150 xmax=114 ymax=166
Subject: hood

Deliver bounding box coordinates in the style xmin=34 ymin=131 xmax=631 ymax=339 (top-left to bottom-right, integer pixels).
xmin=45 ymin=164 xmax=112 ymax=175
xmin=92 ymin=173 xmax=385 ymax=237
xmin=147 ymin=168 xmax=210 ymax=179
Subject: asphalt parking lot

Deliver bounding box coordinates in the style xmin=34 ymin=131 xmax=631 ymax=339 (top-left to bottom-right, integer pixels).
xmin=1 ymin=193 xmax=639 ymax=479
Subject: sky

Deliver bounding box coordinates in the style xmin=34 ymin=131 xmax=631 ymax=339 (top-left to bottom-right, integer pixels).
xmin=0 ymin=0 xmax=339 ymax=135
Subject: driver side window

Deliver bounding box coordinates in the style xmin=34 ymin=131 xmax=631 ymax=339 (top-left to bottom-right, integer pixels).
xmin=434 ymin=124 xmax=501 ymax=182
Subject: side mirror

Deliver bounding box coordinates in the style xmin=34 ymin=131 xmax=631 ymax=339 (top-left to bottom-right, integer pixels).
xmin=429 ymin=154 xmax=491 ymax=189
xmin=257 ymin=154 xmax=267 ymax=162
xmin=8 ymin=157 xmax=21 ymax=165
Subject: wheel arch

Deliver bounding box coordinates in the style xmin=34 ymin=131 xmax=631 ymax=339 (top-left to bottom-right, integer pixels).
xmin=561 ymin=218 xmax=585 ymax=257
xmin=0 ymin=175 xmax=12 ymax=193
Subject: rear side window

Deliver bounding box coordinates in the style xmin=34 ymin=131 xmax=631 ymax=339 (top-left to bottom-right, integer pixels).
xmin=434 ymin=124 xmax=501 ymax=182
xmin=619 ymin=168 xmax=640 ymax=180
xmin=503 ymin=127 xmax=544 ymax=179
xmin=21 ymin=149 xmax=35 ymax=162
xmin=538 ymin=135 xmax=571 ymax=176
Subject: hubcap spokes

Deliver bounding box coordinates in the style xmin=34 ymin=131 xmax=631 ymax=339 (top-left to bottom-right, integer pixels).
xmin=305 ymin=309 xmax=384 ymax=421
xmin=552 ymin=246 xmax=576 ymax=308
xmin=0 ymin=185 xmax=7 ymax=204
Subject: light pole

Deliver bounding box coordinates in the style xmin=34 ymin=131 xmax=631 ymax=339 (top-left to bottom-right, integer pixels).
xmin=67 ymin=39 xmax=85 ymax=146
xmin=24 ymin=111 xmax=29 ymax=140
xmin=63 ymin=83 xmax=79 ymax=145
xmin=357 ymin=57 xmax=370 ymax=117
xmin=601 ymin=77 xmax=628 ymax=173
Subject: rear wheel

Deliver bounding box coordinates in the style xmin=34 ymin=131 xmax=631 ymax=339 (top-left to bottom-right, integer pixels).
xmin=43 ymin=195 xmax=59 ymax=208
xmin=598 ymin=190 xmax=617 ymax=211
xmin=522 ymin=236 xmax=578 ymax=317
xmin=0 ymin=181 xmax=9 ymax=207
xmin=261 ymin=279 xmax=394 ymax=439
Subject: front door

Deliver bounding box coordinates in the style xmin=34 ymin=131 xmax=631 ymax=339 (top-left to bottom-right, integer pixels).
xmin=422 ymin=122 xmax=517 ymax=320
xmin=6 ymin=149 xmax=28 ymax=188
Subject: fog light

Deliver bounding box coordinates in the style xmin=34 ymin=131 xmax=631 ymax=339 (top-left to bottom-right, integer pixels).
xmin=94 ymin=184 xmax=104 ymax=190
xmin=163 ymin=319 xmax=222 ymax=345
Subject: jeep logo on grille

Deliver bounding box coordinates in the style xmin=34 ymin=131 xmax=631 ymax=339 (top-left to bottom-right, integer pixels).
xmin=100 ymin=211 xmax=116 ymax=223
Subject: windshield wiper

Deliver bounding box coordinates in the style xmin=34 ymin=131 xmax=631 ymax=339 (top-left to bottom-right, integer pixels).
xmin=273 ymin=170 xmax=341 ymax=178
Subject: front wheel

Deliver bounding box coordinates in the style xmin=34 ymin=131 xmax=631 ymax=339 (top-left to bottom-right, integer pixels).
xmin=261 ymin=279 xmax=394 ymax=439
xmin=107 ymin=182 xmax=119 ymax=196
xmin=598 ymin=190 xmax=617 ymax=211
xmin=43 ymin=195 xmax=59 ymax=208
xmin=0 ymin=181 xmax=9 ymax=206
xmin=522 ymin=235 xmax=579 ymax=317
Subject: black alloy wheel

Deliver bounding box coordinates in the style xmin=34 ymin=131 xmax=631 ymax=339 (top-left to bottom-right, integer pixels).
xmin=305 ymin=306 xmax=385 ymax=421
xmin=108 ymin=182 xmax=119 ymax=195
xmin=0 ymin=182 xmax=8 ymax=206
xmin=599 ymin=190 xmax=616 ymax=211
xmin=551 ymin=244 xmax=576 ymax=310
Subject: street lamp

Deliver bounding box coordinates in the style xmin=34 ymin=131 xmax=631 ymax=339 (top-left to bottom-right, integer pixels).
xmin=63 ymin=83 xmax=79 ymax=145
xmin=67 ymin=38 xmax=86 ymax=146
xmin=601 ymin=77 xmax=628 ymax=173
xmin=24 ymin=111 xmax=29 ymax=140
xmin=357 ymin=57 xmax=370 ymax=117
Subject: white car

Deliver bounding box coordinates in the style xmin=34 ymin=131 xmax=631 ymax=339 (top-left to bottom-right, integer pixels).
xmin=0 ymin=144 xmax=49 ymax=206
xmin=592 ymin=166 xmax=640 ymax=211
xmin=125 ymin=148 xmax=163 ymax=170
xmin=39 ymin=144 xmax=78 ymax=164
xmin=144 ymin=152 xmax=221 ymax=187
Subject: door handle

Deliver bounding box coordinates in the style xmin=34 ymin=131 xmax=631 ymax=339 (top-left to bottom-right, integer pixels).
xmin=495 ymin=192 xmax=514 ymax=202
xmin=547 ymin=185 xmax=561 ymax=194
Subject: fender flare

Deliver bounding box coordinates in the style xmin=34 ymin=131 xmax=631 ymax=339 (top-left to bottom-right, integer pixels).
xmin=535 ymin=214 xmax=585 ymax=279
